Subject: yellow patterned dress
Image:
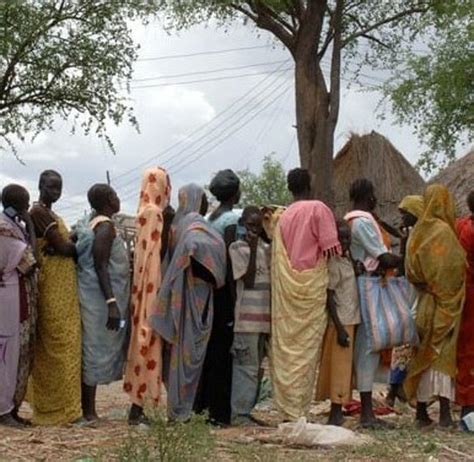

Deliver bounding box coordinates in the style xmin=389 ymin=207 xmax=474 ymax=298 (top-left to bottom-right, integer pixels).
xmin=29 ymin=205 xmax=81 ymax=425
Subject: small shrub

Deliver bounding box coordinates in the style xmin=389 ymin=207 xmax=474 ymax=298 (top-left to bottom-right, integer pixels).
xmin=117 ymin=411 xmax=214 ymax=462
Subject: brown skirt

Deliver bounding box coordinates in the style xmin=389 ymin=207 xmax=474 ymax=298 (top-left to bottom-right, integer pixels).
xmin=315 ymin=324 xmax=356 ymax=405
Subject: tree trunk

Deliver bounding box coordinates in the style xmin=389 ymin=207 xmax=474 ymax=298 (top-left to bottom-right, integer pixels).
xmin=294 ymin=57 xmax=336 ymax=206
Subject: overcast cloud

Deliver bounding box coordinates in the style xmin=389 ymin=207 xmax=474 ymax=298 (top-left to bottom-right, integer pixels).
xmin=0 ymin=18 xmax=428 ymax=224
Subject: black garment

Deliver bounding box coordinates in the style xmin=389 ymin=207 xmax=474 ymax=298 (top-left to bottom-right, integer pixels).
xmin=193 ymin=225 xmax=236 ymax=425
xmin=193 ymin=286 xmax=234 ymax=425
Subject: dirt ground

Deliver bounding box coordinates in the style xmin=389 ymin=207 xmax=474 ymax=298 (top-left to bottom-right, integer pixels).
xmin=1 ymin=382 xmax=473 ymax=461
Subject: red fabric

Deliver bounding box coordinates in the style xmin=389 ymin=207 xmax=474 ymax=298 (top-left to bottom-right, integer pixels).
xmin=343 ymin=400 xmax=395 ymax=416
xmin=456 ymin=217 xmax=474 ymax=406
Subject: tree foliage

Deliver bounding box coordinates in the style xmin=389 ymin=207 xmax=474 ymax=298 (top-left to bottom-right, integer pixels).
xmin=238 ymin=153 xmax=291 ymax=207
xmin=156 ymin=1 xmax=451 ymax=201
xmin=384 ymin=1 xmax=473 ymax=173
xmin=0 ymin=0 xmax=152 ymax=160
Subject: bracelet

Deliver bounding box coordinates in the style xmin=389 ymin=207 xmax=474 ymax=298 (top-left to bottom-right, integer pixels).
xmin=106 ymin=297 xmax=116 ymax=305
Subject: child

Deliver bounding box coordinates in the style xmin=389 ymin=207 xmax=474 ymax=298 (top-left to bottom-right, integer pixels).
xmin=228 ymin=206 xmax=271 ymax=426
xmin=316 ymin=219 xmax=360 ymax=426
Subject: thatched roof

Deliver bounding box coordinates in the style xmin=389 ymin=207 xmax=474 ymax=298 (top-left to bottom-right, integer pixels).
xmin=430 ymin=149 xmax=474 ymax=216
xmin=333 ymin=131 xmax=426 ymax=224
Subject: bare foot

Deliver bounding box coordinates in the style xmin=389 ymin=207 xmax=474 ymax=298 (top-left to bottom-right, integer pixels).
xmin=83 ymin=413 xmax=99 ymax=422
xmin=328 ymin=415 xmax=345 ymax=426
xmin=360 ymin=417 xmax=395 ymax=430
xmin=439 ymin=416 xmax=456 ymax=429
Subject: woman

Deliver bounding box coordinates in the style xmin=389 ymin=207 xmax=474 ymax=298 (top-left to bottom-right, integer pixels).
xmin=405 ymin=184 xmax=466 ymax=428
xmin=0 ymin=184 xmax=37 ymax=428
xmin=150 ymin=189 xmax=226 ymax=421
xmin=344 ymin=178 xmax=401 ymax=428
xmin=456 ymin=190 xmax=474 ymax=418
xmin=123 ymin=167 xmax=172 ymax=425
xmin=76 ymin=184 xmax=130 ymax=421
xmin=272 ymin=168 xmax=340 ymax=421
xmin=29 ymin=170 xmax=82 ymax=425
xmin=386 ymin=195 xmax=424 ymax=407
xmin=194 ymin=169 xmax=240 ymax=425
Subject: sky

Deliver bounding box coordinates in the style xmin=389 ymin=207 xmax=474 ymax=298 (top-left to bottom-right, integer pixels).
xmin=0 ymin=17 xmax=431 ymax=224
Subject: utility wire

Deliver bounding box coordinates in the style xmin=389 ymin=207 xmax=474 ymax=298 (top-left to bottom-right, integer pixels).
xmin=136 ymin=45 xmax=274 ymax=62
xmin=132 ymin=60 xmax=288 ymax=82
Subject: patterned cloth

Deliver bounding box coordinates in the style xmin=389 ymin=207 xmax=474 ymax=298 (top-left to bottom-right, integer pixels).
xmin=229 ymin=239 xmax=271 ymax=334
xmin=76 ymin=215 xmax=130 ymax=386
xmin=123 ymin=167 xmax=171 ymax=407
xmin=279 ymin=201 xmax=340 ymax=271
xmin=270 ymin=223 xmax=329 ymax=420
xmin=29 ymin=204 xmax=82 ymax=425
xmin=149 ymin=212 xmax=226 ymax=421
xmin=456 ymin=216 xmax=474 ymax=406
xmin=0 ymin=213 xmax=28 ymax=416
xmin=404 ymin=185 xmax=466 ymax=400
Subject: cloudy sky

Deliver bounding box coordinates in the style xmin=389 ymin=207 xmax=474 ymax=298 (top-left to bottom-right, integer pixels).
xmin=0 ymin=18 xmax=430 ymax=223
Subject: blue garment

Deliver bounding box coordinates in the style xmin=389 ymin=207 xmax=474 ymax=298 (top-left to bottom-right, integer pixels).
xmin=350 ymin=217 xmax=387 ymax=270
xmin=209 ymin=210 xmax=239 ymax=236
xmin=76 ymin=216 xmax=130 ymax=386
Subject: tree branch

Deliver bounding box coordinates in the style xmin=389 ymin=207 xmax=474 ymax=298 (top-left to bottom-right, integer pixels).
xmin=342 ymin=5 xmax=431 ymax=47
xmin=360 ymin=33 xmax=392 ymax=49
xmin=232 ymin=2 xmax=296 ymax=52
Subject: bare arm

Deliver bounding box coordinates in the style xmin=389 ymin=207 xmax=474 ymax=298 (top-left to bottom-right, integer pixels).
xmin=326 ymin=289 xmax=350 ymax=348
xmin=243 ymin=234 xmax=258 ymax=289
xmin=92 ymin=222 xmax=120 ymax=330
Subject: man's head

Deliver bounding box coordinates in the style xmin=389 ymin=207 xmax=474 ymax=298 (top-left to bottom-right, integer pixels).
xmin=349 ymin=178 xmax=377 ymax=211
xmin=287 ymin=168 xmax=311 ymax=199
xmin=1 ymin=184 xmax=30 ymax=213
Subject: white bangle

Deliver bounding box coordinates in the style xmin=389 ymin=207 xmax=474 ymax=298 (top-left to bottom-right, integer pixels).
xmin=106 ymin=297 xmax=116 ymax=305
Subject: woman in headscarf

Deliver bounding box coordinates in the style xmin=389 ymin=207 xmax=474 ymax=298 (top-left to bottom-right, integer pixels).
xmin=29 ymin=170 xmax=82 ymax=425
xmin=455 ymin=190 xmax=474 ymax=418
xmin=75 ymin=184 xmax=130 ymax=421
xmin=386 ymin=195 xmax=424 ymax=407
xmin=405 ymin=184 xmax=466 ymax=428
xmin=123 ymin=167 xmax=172 ymax=425
xmin=150 ymin=186 xmax=226 ymax=422
xmin=0 ymin=184 xmax=37 ymax=428
xmin=194 ymin=169 xmax=241 ymax=425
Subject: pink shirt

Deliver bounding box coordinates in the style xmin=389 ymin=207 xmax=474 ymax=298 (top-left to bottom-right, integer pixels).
xmin=279 ymin=200 xmax=340 ymax=271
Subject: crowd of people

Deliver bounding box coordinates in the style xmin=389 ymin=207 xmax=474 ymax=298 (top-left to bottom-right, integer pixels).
xmin=0 ymin=166 xmax=473 ymax=432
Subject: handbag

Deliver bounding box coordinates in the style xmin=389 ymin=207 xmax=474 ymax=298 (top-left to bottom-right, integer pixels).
xmin=357 ymin=275 xmax=418 ymax=352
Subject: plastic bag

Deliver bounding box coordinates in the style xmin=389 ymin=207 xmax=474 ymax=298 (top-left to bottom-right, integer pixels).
xmin=277 ymin=418 xmax=368 ymax=447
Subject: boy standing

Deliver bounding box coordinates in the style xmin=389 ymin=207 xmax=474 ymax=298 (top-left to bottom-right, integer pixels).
xmin=229 ymin=206 xmax=271 ymax=426
xmin=316 ymin=219 xmax=360 ymax=426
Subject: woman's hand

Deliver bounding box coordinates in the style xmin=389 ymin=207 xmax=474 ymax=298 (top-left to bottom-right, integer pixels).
xmin=106 ymin=302 xmax=121 ymax=331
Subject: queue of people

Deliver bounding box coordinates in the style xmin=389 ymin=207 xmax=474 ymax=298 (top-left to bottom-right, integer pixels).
xmin=0 ymin=166 xmax=473 ymax=432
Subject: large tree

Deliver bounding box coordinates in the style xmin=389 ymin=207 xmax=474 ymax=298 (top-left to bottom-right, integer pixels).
xmin=0 ymin=0 xmax=152 ymax=159
xmin=158 ymin=0 xmax=441 ymax=204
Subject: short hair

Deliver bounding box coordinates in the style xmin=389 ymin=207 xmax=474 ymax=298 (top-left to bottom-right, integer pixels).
xmin=241 ymin=205 xmax=262 ymax=222
xmin=335 ymin=218 xmax=350 ymax=232
xmin=209 ymin=169 xmax=240 ymax=202
xmin=349 ymin=178 xmax=374 ymax=203
xmin=1 ymin=184 xmax=29 ymax=209
xmin=39 ymin=169 xmax=61 ymax=189
xmin=87 ymin=183 xmax=115 ymax=211
xmin=287 ymin=168 xmax=311 ymax=195
xmin=468 ymin=190 xmax=474 ymax=214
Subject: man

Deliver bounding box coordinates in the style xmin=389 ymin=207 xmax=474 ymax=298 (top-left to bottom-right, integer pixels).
xmin=0 ymin=184 xmax=36 ymax=428
xmin=271 ymin=168 xmax=340 ymax=420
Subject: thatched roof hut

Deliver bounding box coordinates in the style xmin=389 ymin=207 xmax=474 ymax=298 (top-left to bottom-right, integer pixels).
xmin=430 ymin=149 xmax=473 ymax=216
xmin=333 ymin=131 xmax=426 ymax=224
